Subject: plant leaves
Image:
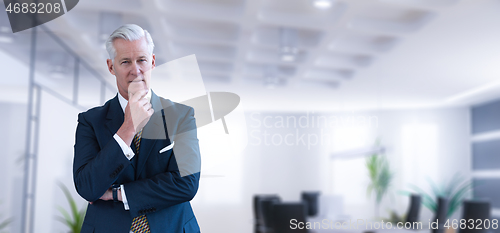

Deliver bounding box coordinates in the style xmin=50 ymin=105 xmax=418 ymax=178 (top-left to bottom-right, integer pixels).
xmin=0 ymin=218 xmax=13 ymax=230
xmin=445 ymin=173 xmax=462 ymax=197
xmin=447 ymin=181 xmax=473 ymax=217
xmin=56 ymin=182 xmax=86 ymax=233
xmin=426 ymin=177 xmax=443 ymax=198
xmin=366 ymin=153 xmax=394 ymax=205
xmin=404 ymin=174 xmax=473 ymax=217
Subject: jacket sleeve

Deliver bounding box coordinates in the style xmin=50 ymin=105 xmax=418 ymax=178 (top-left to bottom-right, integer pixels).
xmin=73 ymin=112 xmax=132 ymax=202
xmin=123 ymin=107 xmax=201 ymax=218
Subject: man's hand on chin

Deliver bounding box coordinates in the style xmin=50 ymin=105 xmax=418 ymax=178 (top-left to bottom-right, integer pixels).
xmin=128 ymin=82 xmax=154 ymax=133
xmin=116 ymin=82 xmax=154 ymax=145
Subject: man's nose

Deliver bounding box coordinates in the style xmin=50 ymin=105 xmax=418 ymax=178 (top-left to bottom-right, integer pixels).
xmin=130 ymin=62 xmax=141 ymax=76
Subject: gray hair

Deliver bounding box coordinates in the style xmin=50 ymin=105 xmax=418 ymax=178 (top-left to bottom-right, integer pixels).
xmin=105 ymin=24 xmax=154 ymax=61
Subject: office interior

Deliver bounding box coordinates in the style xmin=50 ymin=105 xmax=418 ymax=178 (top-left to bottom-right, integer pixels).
xmin=0 ymin=0 xmax=500 ymax=232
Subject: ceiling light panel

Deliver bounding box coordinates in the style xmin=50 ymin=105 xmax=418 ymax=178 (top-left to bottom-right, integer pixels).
xmin=202 ymin=74 xmax=232 ymax=83
xmin=247 ymin=47 xmax=308 ymax=64
xmin=77 ymin=0 xmax=142 ymax=10
xmin=314 ymin=0 xmax=333 ymax=9
xmin=243 ymin=63 xmax=296 ymax=77
xmin=305 ymin=68 xmax=354 ymax=80
xmin=169 ymin=41 xmax=237 ymax=61
xmin=316 ymin=52 xmax=374 ymax=68
xmin=197 ymin=60 xmax=234 ymax=73
xmin=253 ymin=25 xmax=323 ymax=49
xmin=158 ymin=0 xmax=245 ymax=20
xmin=380 ymin=0 xmax=459 ymax=8
xmin=329 ymin=32 xmax=400 ymax=53
xmin=163 ymin=17 xmax=240 ymax=43
xmin=175 ymin=0 xmax=245 ymax=7
xmin=349 ymin=5 xmax=435 ymax=33
xmin=300 ymin=79 xmax=340 ymax=89
xmin=259 ymin=0 xmax=347 ymax=28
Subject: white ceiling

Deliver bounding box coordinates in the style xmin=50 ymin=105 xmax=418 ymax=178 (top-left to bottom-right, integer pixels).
xmin=1 ymin=0 xmax=500 ymax=111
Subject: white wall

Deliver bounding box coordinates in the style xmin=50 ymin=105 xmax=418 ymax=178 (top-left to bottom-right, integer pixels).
xmin=377 ymin=108 xmax=471 ymax=221
xmin=0 ymin=92 xmax=91 ymax=233
xmin=0 ymin=102 xmax=27 ymax=233
xmin=33 ymin=91 xmax=84 ymax=233
xmin=332 ymin=108 xmax=471 ymax=222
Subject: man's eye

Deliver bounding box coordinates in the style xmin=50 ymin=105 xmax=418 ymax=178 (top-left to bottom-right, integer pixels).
xmin=139 ymin=59 xmax=146 ymax=62
xmin=121 ymin=61 xmax=129 ymax=64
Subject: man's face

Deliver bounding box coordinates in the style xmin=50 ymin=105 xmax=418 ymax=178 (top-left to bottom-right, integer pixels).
xmin=107 ymin=37 xmax=155 ymax=100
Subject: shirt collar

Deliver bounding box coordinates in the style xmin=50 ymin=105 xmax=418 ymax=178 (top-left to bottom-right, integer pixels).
xmin=117 ymin=89 xmax=152 ymax=113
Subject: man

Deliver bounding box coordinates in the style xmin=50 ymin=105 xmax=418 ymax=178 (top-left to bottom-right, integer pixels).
xmin=73 ymin=24 xmax=201 ymax=233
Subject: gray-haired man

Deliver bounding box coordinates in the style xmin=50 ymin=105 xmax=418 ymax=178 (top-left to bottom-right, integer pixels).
xmin=73 ymin=24 xmax=201 ymax=233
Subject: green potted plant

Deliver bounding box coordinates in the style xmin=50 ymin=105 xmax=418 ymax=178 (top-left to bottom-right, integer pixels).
xmin=366 ymin=152 xmax=394 ymax=218
xmin=402 ymin=174 xmax=473 ymax=218
xmin=56 ymin=183 xmax=86 ymax=233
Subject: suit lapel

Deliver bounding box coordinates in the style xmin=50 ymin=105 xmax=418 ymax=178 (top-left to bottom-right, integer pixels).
xmin=135 ymin=91 xmax=166 ymax=179
xmin=105 ymin=95 xmax=125 ymax=138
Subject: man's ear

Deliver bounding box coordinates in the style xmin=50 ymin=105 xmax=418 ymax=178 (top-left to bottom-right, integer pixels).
xmin=107 ymin=59 xmax=115 ymax=75
xmin=151 ymin=54 xmax=156 ymax=70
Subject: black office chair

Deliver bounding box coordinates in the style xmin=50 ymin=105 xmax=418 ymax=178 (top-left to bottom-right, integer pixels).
xmin=262 ymin=198 xmax=281 ymax=233
xmin=459 ymin=200 xmax=490 ymax=233
xmin=432 ymin=197 xmax=449 ymax=233
xmin=253 ymin=195 xmax=281 ymax=233
xmin=405 ymin=194 xmax=421 ymax=225
xmin=273 ymin=202 xmax=308 ymax=233
xmin=301 ymin=191 xmax=320 ymax=217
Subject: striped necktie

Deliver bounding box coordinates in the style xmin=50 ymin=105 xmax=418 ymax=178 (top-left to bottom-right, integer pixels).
xmin=130 ymin=130 xmax=150 ymax=233
xmin=132 ymin=130 xmax=143 ymax=154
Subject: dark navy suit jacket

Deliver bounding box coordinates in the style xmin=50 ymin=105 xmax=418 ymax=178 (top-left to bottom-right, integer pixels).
xmin=73 ymin=91 xmax=201 ymax=233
